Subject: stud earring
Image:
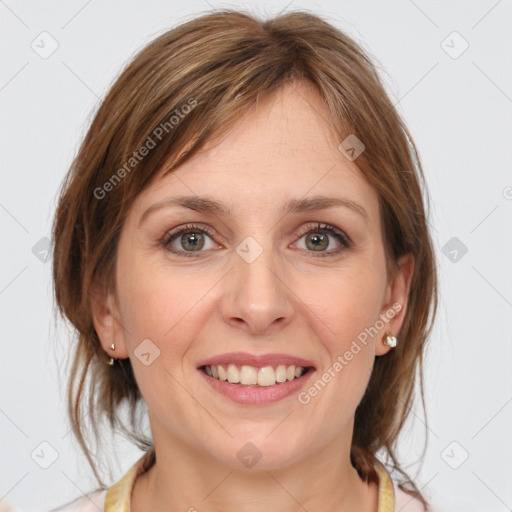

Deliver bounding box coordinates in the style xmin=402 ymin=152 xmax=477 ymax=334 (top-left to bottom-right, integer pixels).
xmin=383 ymin=331 xmax=397 ymax=348
xmin=107 ymin=343 xmax=116 ymax=365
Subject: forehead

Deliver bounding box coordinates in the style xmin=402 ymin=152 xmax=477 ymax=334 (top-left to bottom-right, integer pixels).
xmin=133 ymin=82 xmax=379 ymax=222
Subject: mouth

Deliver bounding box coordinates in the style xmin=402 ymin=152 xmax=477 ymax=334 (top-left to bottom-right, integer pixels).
xmin=196 ymin=352 xmax=317 ymax=404
xmin=198 ymin=363 xmax=316 ymax=405
xmin=199 ymin=363 xmax=315 ymax=387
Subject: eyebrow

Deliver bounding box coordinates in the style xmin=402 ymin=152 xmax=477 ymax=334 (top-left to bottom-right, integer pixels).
xmin=138 ymin=194 xmax=369 ymax=227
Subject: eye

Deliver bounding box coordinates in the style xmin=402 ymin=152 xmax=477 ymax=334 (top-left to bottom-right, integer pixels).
xmin=160 ymin=221 xmax=352 ymax=258
xmin=160 ymin=223 xmax=218 ymax=257
xmin=293 ymin=222 xmax=352 ymax=257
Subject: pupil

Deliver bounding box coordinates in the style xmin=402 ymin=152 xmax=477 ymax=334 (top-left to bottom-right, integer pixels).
xmin=183 ymin=232 xmax=204 ymax=250
xmin=308 ymin=233 xmax=327 ymax=251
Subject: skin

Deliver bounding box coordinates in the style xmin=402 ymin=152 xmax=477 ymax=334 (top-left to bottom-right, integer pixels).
xmin=91 ymin=80 xmax=414 ymax=512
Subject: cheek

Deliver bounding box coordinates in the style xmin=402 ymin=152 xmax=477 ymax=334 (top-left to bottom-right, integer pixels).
xmin=115 ymin=263 xmax=205 ymax=419
xmin=116 ymin=255 xmax=210 ymax=359
xmin=306 ymin=265 xmax=384 ymax=342
xmin=313 ymin=331 xmax=376 ymax=426
xmin=302 ymin=267 xmax=382 ymax=405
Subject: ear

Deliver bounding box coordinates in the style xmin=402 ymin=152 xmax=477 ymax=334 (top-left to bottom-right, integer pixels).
xmin=374 ymin=253 xmax=415 ymax=356
xmin=89 ymin=281 xmax=130 ymax=359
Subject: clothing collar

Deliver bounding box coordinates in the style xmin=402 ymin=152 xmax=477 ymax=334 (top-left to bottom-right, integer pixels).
xmin=104 ymin=447 xmax=155 ymax=512
xmin=104 ymin=448 xmax=394 ymax=512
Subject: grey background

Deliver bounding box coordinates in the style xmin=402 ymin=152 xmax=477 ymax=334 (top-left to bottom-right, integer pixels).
xmin=1 ymin=0 xmax=511 ymax=511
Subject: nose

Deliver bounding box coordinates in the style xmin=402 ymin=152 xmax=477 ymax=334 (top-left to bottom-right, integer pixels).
xmin=221 ymin=240 xmax=295 ymax=335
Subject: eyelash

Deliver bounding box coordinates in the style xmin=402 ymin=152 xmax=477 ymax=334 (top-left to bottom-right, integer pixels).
xmin=159 ymin=222 xmax=353 ymax=258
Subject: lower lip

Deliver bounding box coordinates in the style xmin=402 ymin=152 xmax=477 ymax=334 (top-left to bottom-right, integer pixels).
xmin=198 ymin=368 xmax=316 ymax=405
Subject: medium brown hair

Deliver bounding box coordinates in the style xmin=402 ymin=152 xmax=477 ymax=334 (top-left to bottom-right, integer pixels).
xmin=52 ymin=8 xmax=438 ymax=509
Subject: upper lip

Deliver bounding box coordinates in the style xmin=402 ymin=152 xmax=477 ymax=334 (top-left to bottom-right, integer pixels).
xmin=197 ymin=352 xmax=316 ymax=369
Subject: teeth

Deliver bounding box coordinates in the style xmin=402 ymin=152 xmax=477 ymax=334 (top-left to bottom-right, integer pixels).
xmin=203 ymin=364 xmax=308 ymax=386
xmin=218 ymin=365 xmax=227 ymax=381
xmin=240 ymin=365 xmax=257 ymax=385
xmin=257 ymin=366 xmax=275 ymax=387
xmin=275 ymin=364 xmax=287 ymax=383
xmin=227 ymin=364 xmax=240 ymax=383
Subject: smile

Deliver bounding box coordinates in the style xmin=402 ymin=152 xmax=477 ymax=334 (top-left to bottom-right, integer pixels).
xmin=201 ymin=363 xmax=309 ymax=386
xmin=198 ymin=364 xmax=316 ymax=405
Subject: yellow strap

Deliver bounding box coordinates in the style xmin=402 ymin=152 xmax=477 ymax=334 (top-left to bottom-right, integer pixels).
xmin=105 ymin=448 xmax=155 ymax=512
xmin=104 ymin=463 xmax=136 ymax=512
xmin=375 ymin=458 xmax=395 ymax=512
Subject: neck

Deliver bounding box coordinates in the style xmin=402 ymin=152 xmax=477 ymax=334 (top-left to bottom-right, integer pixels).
xmin=131 ymin=419 xmax=378 ymax=512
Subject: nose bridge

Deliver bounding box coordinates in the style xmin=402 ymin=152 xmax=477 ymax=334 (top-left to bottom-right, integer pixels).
xmin=222 ymin=234 xmax=293 ymax=333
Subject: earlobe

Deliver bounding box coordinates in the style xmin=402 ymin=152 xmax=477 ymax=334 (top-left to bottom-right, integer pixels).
xmin=89 ymin=283 xmax=129 ymax=359
xmin=375 ymin=253 xmax=415 ymax=356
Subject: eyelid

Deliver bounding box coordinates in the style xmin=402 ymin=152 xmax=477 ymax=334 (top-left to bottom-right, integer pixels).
xmin=161 ymin=222 xmax=218 ymax=247
xmin=160 ymin=221 xmax=352 ymax=257
xmin=294 ymin=222 xmax=352 ymax=246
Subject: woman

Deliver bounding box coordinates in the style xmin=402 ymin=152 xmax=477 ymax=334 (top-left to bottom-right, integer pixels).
xmin=51 ymin=8 xmax=438 ymax=512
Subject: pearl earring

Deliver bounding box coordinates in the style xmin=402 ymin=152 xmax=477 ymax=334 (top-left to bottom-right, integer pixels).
xmin=383 ymin=331 xmax=397 ymax=348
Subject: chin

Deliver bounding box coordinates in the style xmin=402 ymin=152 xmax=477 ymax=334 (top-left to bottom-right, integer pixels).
xmin=211 ymin=435 xmax=307 ymax=471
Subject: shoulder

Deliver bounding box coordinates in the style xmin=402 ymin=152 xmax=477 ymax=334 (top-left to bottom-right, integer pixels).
xmin=47 ymin=489 xmax=106 ymax=512
xmin=374 ymin=458 xmax=428 ymax=512
xmin=393 ymin=480 xmax=441 ymax=512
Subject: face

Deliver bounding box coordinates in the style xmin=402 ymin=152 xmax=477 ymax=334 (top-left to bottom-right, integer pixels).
xmin=92 ymin=81 xmax=414 ymax=471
